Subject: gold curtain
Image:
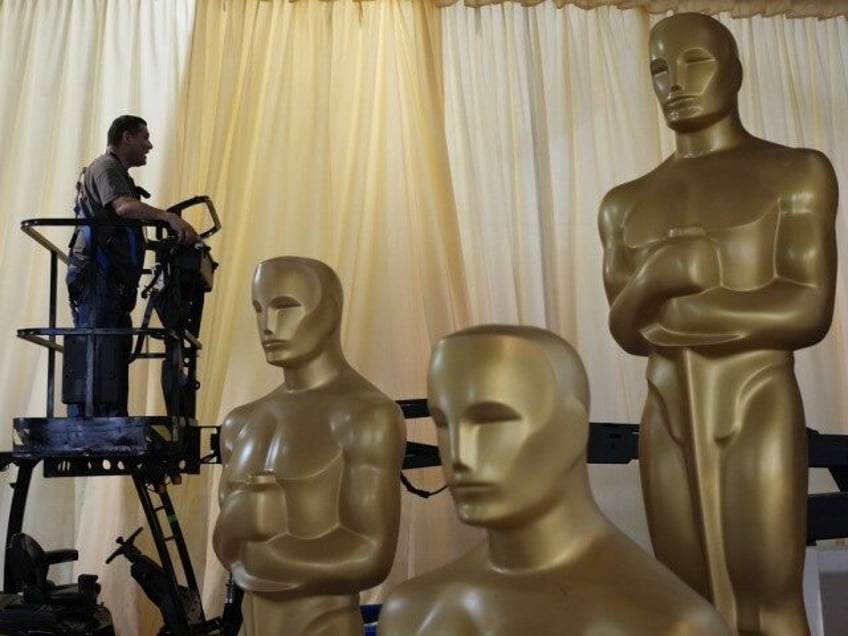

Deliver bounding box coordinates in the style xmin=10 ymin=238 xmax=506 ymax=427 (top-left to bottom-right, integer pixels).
xmin=0 ymin=1 xmax=197 ymax=633
xmin=1 ymin=0 xmax=848 ymax=633
xmin=176 ymin=0 xmax=476 ymax=617
xmin=434 ymin=0 xmax=848 ymax=18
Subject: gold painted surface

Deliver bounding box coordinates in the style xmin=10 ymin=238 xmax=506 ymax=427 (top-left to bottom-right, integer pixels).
xmin=599 ymin=13 xmax=838 ymax=635
xmin=379 ymin=325 xmax=730 ymax=635
xmin=212 ymin=256 xmax=406 ymax=636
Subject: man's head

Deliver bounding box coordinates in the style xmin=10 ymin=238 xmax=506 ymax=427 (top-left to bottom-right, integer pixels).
xmin=427 ymin=325 xmax=590 ymax=529
xmin=649 ymin=13 xmax=742 ymax=133
xmin=107 ymin=115 xmax=152 ymax=167
xmin=252 ymin=256 xmax=343 ymax=368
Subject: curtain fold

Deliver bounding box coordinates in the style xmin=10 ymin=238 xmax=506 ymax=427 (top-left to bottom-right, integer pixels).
xmin=0 ymin=1 xmax=197 ymax=634
xmin=177 ymin=0 xmax=475 ymax=616
xmin=442 ymin=2 xmax=661 ymax=543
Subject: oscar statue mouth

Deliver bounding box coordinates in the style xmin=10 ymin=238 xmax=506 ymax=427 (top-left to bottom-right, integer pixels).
xmin=665 ymin=94 xmax=697 ymax=110
xmin=450 ymin=482 xmax=496 ymax=495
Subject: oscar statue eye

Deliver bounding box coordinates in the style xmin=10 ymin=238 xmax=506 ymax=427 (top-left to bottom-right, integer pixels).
xmin=465 ymin=401 xmax=521 ymax=425
xmin=650 ymin=59 xmax=668 ymax=77
xmin=681 ymin=48 xmax=715 ymax=66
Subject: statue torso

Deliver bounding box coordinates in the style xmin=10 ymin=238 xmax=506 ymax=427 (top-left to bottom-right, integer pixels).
xmin=224 ymin=392 xmax=347 ymax=536
xmin=386 ymin=541 xmax=727 ymax=636
xmin=620 ymin=144 xmax=791 ymax=291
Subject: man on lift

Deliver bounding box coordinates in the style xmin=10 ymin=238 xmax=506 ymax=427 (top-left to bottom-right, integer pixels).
xmin=65 ymin=115 xmax=198 ymax=417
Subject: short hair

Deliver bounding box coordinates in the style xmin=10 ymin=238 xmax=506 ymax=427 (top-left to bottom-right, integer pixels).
xmin=107 ymin=115 xmax=147 ymax=146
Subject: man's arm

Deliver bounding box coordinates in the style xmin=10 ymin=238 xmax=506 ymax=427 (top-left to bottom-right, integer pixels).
xmin=656 ymin=151 xmax=838 ymax=351
xmin=237 ymin=400 xmax=406 ymax=594
xmin=88 ymin=160 xmax=199 ymax=245
xmin=113 ymin=196 xmax=198 ymax=245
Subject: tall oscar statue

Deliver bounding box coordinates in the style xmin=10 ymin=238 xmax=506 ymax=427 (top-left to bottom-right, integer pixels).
xmin=599 ymin=13 xmax=838 ymax=635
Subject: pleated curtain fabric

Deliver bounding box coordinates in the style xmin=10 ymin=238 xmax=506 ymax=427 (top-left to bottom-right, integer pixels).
xmin=1 ymin=0 xmax=847 ymax=632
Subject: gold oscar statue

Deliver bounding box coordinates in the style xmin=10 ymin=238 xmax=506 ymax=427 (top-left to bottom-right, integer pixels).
xmin=378 ymin=325 xmax=730 ymax=635
xmin=599 ymin=13 xmax=838 ymax=635
xmin=212 ymin=256 xmax=407 ymax=636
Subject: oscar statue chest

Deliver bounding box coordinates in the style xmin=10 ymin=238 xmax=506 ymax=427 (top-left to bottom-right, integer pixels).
xmin=227 ymin=400 xmax=348 ymax=482
xmin=622 ymin=162 xmax=785 ymax=289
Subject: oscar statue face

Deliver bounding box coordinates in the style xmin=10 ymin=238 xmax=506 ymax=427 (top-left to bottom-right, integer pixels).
xmin=428 ymin=333 xmax=586 ymax=529
xmin=252 ymin=261 xmax=340 ymax=369
xmin=649 ymin=14 xmax=741 ymax=133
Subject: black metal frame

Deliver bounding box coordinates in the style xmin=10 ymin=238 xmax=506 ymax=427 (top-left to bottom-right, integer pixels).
xmin=395 ymin=398 xmax=848 ymax=544
xmin=21 ymin=197 xmax=220 ymax=420
xmin=2 ymin=202 xmax=223 ymax=634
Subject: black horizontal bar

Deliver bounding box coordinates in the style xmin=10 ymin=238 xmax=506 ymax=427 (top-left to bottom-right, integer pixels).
xmin=808 ymin=492 xmax=848 ymax=542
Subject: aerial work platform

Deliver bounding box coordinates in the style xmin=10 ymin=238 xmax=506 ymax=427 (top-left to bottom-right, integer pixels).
xmin=1 ymin=198 xmax=228 ymax=635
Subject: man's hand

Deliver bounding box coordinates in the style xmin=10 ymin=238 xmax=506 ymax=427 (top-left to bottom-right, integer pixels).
xmin=113 ymin=196 xmax=201 ymax=244
xmin=167 ymin=212 xmax=199 ymax=245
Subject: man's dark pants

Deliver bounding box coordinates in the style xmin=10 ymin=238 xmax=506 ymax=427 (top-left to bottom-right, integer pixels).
xmin=66 ymin=272 xmax=133 ymax=417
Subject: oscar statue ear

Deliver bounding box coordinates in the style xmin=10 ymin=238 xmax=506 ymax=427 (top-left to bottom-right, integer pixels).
xmin=561 ymin=395 xmax=590 ymax=464
xmin=733 ymin=57 xmax=743 ymax=93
